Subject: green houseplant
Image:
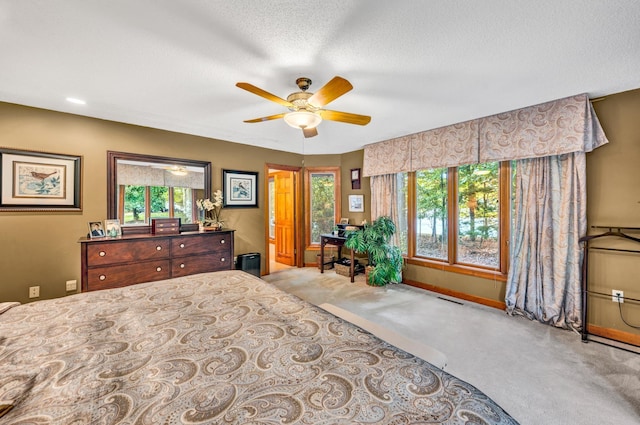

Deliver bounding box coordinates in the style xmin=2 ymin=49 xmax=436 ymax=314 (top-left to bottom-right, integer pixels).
xmin=344 ymin=216 xmax=403 ymax=286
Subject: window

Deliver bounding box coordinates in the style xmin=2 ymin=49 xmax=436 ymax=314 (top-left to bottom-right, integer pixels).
xmin=403 ymin=161 xmax=510 ymax=279
xmin=305 ymin=167 xmax=341 ymax=246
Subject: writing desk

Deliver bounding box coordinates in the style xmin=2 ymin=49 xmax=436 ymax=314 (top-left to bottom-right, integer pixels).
xmin=319 ymin=233 xmax=356 ymax=282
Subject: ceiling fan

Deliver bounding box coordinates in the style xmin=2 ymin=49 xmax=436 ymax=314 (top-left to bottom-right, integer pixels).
xmin=236 ymin=76 xmax=371 ymax=138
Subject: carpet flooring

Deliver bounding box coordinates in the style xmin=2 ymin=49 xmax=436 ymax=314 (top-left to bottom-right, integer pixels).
xmin=263 ymin=267 xmax=640 ymax=425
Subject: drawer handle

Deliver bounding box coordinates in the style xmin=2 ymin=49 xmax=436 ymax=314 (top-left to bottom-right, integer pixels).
xmin=221 ymin=239 xmax=225 ymax=244
xmin=156 ymin=246 xmax=162 ymax=251
xmin=99 ymin=275 xmax=106 ymax=281
xmin=221 ymin=258 xmax=226 ymax=262
xmin=180 ymin=263 xmax=185 ymax=268
xmin=156 ymin=267 xmax=162 ymax=272
xmin=179 ymin=243 xmax=185 ymax=248
xmin=99 ymin=251 xmax=106 ymax=257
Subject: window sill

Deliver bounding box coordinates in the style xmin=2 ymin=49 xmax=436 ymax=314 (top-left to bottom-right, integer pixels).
xmin=405 ymin=257 xmax=507 ymax=282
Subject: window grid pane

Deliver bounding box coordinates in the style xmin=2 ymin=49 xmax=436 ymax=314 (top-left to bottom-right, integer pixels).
xmin=149 ymin=186 xmax=170 ymax=219
xmin=456 ymin=163 xmax=500 ymax=268
xmin=415 ymin=168 xmax=448 ymax=260
xmin=173 ymin=187 xmax=193 ymax=223
xmin=123 ymin=185 xmax=146 ymax=225
xmin=310 ymin=173 xmax=335 ymax=244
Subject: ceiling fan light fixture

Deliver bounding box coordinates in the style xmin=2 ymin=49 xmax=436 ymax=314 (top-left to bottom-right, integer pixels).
xmin=283 ymin=110 xmax=322 ymax=130
xmin=169 ymin=166 xmax=188 ymax=176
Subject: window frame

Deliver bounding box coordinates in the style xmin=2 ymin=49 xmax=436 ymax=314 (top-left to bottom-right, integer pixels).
xmin=405 ymin=161 xmax=510 ymax=281
xmin=304 ymin=166 xmax=341 ymax=248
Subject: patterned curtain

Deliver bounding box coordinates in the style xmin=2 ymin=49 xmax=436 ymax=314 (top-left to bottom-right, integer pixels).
xmin=370 ymin=174 xmax=401 ymax=246
xmin=506 ymin=152 xmax=587 ymax=329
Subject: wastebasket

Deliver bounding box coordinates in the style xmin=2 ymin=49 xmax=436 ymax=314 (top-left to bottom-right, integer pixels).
xmin=236 ymin=252 xmax=260 ymax=277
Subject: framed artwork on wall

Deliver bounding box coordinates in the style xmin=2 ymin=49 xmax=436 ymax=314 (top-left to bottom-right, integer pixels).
xmin=350 ymin=168 xmax=361 ymax=190
xmin=223 ymin=169 xmax=258 ymax=208
xmin=348 ymin=194 xmax=364 ymax=212
xmin=0 ymin=147 xmax=82 ymax=211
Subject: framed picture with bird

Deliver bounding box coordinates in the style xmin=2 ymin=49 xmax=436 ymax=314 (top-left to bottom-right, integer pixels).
xmin=0 ymin=147 xmax=82 ymax=211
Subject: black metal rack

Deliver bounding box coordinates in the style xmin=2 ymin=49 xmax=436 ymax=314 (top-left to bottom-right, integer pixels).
xmin=579 ymin=226 xmax=640 ymax=349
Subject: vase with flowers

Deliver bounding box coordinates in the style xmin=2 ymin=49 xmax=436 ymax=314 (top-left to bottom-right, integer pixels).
xmin=196 ymin=189 xmax=224 ymax=230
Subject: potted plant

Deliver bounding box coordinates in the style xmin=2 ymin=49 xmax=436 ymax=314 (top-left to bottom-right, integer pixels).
xmin=196 ymin=189 xmax=224 ymax=230
xmin=344 ymin=216 xmax=403 ymax=286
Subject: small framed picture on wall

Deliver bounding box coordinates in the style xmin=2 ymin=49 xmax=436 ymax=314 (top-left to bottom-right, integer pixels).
xmin=223 ymin=169 xmax=258 ymax=208
xmin=350 ymin=168 xmax=361 ymax=190
xmin=348 ymin=194 xmax=364 ymax=212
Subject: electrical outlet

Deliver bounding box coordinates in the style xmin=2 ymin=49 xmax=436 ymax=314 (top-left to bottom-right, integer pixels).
xmin=612 ymin=289 xmax=624 ymax=303
xmin=29 ymin=286 xmax=40 ymax=298
xmin=66 ymin=280 xmax=77 ymax=291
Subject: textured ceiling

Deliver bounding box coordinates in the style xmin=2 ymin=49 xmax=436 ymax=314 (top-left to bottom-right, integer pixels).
xmin=1 ymin=0 xmax=639 ymax=154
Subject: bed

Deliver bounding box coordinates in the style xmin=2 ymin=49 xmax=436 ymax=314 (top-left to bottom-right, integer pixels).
xmin=0 ymin=270 xmax=518 ymax=424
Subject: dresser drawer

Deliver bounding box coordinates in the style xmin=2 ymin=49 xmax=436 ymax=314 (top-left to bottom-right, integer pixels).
xmin=171 ymin=234 xmax=231 ymax=257
xmin=86 ymin=260 xmax=171 ymax=291
xmin=87 ymin=239 xmax=170 ymax=266
xmin=171 ymin=253 xmax=231 ymax=277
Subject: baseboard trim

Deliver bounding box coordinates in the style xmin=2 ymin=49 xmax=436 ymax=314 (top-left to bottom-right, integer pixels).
xmin=403 ymin=278 xmax=506 ymax=310
xmin=586 ymin=324 xmax=640 ymax=347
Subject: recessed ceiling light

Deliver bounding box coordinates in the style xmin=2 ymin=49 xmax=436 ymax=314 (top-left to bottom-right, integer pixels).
xmin=66 ymin=97 xmax=86 ymax=105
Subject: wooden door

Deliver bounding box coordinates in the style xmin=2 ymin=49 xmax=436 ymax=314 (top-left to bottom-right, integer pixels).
xmin=274 ymin=170 xmax=295 ymax=266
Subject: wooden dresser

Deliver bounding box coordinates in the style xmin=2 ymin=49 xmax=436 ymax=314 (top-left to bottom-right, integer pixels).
xmin=79 ymin=229 xmax=234 ymax=291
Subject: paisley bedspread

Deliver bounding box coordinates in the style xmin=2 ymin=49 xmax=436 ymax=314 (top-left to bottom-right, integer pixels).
xmin=0 ymin=270 xmax=518 ymax=424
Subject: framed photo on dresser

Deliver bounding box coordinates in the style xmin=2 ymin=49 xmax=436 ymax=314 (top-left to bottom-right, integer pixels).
xmin=104 ymin=219 xmax=122 ymax=238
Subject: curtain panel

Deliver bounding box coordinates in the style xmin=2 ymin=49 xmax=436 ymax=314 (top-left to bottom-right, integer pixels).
xmin=370 ymin=174 xmax=402 ymax=247
xmin=506 ymin=153 xmax=587 ymax=329
xmin=362 ymin=93 xmax=608 ymax=176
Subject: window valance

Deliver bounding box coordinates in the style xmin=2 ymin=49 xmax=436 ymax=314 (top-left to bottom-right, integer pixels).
xmin=118 ymin=164 xmax=204 ymax=189
xmin=363 ymin=93 xmax=609 ymax=177
xmin=362 ymin=136 xmax=413 ymax=176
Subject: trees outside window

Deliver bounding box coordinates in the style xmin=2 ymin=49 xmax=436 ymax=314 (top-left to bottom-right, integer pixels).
xmin=121 ymin=185 xmax=197 ymax=225
xmin=401 ymin=161 xmax=510 ymax=279
xmin=456 ymin=163 xmax=500 ymax=268
xmin=416 ymin=168 xmax=448 ymax=260
xmin=305 ymin=167 xmax=340 ymax=246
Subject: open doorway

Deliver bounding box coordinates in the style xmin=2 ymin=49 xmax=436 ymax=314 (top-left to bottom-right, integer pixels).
xmin=265 ymin=163 xmax=302 ymax=274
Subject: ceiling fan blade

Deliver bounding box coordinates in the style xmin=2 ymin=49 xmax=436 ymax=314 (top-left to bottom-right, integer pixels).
xmin=319 ymin=110 xmax=371 ymax=126
xmin=236 ymin=82 xmax=293 ymax=107
xmin=303 ymin=127 xmax=318 ymax=138
xmin=243 ymin=113 xmax=286 ymax=123
xmin=307 ymin=76 xmax=353 ymax=107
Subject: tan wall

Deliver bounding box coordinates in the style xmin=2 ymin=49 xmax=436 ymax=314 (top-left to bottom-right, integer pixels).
xmin=585 ymin=89 xmax=640 ymax=338
xmin=0 ymin=102 xmax=304 ymax=303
